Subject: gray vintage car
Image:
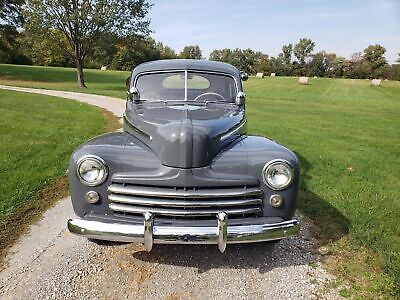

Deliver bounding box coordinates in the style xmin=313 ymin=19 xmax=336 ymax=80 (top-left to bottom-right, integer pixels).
xmin=67 ymin=59 xmax=300 ymax=252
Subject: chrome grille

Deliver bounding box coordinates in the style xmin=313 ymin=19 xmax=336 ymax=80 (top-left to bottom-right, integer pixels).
xmin=108 ymin=183 xmax=263 ymax=219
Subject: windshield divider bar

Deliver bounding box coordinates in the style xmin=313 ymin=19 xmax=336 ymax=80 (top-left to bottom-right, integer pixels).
xmin=184 ymin=70 xmax=188 ymax=101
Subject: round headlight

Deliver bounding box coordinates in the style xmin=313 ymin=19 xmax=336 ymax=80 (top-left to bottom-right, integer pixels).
xmin=76 ymin=155 xmax=108 ymax=186
xmin=262 ymin=160 xmax=294 ymax=190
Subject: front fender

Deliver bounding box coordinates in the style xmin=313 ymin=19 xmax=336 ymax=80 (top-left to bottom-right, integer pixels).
xmin=68 ymin=132 xmax=160 ymax=217
xmin=212 ymin=135 xmax=300 ymax=219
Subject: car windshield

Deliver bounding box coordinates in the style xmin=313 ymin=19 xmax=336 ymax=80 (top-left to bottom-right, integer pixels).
xmin=135 ymin=71 xmax=237 ymax=102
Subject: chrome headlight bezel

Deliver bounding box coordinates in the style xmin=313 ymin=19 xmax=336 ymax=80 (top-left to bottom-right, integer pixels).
xmin=262 ymin=159 xmax=294 ymax=191
xmin=76 ymin=155 xmax=108 ymax=186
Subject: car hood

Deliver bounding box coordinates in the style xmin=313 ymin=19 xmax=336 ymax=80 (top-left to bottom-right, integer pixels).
xmin=124 ymin=102 xmax=246 ymax=168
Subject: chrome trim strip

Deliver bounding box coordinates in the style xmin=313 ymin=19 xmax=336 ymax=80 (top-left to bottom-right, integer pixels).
xmin=108 ymin=194 xmax=262 ymax=207
xmin=67 ymin=218 xmax=300 ymax=253
xmin=109 ymin=203 xmax=261 ymax=216
xmin=184 ymin=69 xmax=188 ymax=100
xmin=143 ymin=212 xmax=153 ymax=251
xmin=217 ymin=212 xmax=228 ymax=253
xmin=108 ymin=184 xmax=262 ymax=199
xmin=220 ymin=119 xmax=247 ymax=141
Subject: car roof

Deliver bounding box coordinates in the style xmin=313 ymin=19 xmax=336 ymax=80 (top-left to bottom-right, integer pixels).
xmin=132 ymin=59 xmax=240 ymax=78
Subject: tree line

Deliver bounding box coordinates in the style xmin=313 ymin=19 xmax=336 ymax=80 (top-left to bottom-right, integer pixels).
xmin=1 ymin=0 xmax=399 ymax=87
xmin=210 ymin=38 xmax=400 ymax=80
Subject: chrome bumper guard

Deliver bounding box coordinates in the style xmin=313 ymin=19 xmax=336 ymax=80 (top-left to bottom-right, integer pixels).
xmin=67 ymin=212 xmax=300 ymax=253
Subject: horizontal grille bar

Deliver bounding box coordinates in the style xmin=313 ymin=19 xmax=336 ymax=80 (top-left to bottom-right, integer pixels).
xmin=109 ymin=203 xmax=261 ymax=217
xmin=109 ymin=194 xmax=262 ymax=208
xmin=108 ymin=184 xmax=262 ymax=199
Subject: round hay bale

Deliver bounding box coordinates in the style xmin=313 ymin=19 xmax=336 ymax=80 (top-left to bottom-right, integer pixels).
xmin=256 ymin=72 xmax=264 ymax=78
xmin=371 ymin=79 xmax=381 ymax=87
xmin=298 ymin=77 xmax=309 ymax=85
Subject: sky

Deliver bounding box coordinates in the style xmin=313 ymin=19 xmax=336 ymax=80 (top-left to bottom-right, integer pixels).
xmin=148 ymin=0 xmax=400 ymax=63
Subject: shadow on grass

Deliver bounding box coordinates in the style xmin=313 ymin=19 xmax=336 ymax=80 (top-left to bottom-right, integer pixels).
xmin=295 ymin=152 xmax=351 ymax=245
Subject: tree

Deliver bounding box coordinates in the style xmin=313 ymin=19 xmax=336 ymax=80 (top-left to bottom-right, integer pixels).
xmin=209 ymin=47 xmax=267 ymax=75
xmin=156 ymin=42 xmax=177 ymax=59
xmin=363 ymin=44 xmax=387 ymax=77
xmin=180 ymin=45 xmax=202 ymax=59
xmin=331 ymin=56 xmax=346 ymax=77
xmin=281 ymin=43 xmax=293 ymax=65
xmin=396 ymin=53 xmax=400 ymax=63
xmin=294 ymin=38 xmax=315 ymax=74
xmin=111 ymin=36 xmax=159 ymax=70
xmin=210 ymin=48 xmax=232 ymax=62
xmin=265 ymin=56 xmax=284 ymax=75
xmin=0 ymin=25 xmax=32 ymax=64
xmin=0 ymin=0 xmax=24 ymax=27
xmin=17 ymin=29 xmax=73 ymax=66
xmin=308 ymin=52 xmax=328 ymax=77
xmin=24 ymin=0 xmax=151 ymax=87
xmin=0 ymin=0 xmax=26 ymax=62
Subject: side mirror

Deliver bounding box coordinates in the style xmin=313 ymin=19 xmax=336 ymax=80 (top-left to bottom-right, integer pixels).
xmin=240 ymin=72 xmax=249 ymax=81
xmin=127 ymin=86 xmax=140 ymax=102
xmin=235 ymin=92 xmax=246 ymax=106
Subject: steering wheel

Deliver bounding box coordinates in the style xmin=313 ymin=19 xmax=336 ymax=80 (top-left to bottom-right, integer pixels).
xmin=193 ymin=92 xmax=225 ymax=101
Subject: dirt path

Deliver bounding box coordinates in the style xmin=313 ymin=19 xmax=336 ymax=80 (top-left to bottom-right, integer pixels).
xmin=0 ymin=85 xmax=342 ymax=299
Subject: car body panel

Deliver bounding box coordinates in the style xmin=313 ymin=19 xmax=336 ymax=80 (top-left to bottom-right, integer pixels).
xmin=67 ymin=59 xmax=300 ymax=251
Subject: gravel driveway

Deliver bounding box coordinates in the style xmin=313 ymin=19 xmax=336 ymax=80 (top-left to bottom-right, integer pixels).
xmin=0 ymin=85 xmax=342 ymax=299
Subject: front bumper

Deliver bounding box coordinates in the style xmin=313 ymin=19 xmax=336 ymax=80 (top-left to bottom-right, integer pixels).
xmin=67 ymin=212 xmax=300 ymax=253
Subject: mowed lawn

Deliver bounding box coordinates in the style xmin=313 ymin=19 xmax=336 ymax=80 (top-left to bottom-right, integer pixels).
xmin=246 ymin=77 xmax=400 ymax=297
xmin=0 ymin=64 xmax=399 ymax=297
xmin=0 ymin=89 xmax=108 ymax=254
xmin=0 ymin=64 xmax=129 ymax=98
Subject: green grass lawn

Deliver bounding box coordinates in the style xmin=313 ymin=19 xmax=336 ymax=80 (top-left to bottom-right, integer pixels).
xmin=1 ymin=64 xmax=399 ymax=297
xmin=246 ymin=77 xmax=400 ymax=297
xmin=0 ymin=64 xmax=129 ymax=98
xmin=0 ymin=89 xmax=111 ymax=260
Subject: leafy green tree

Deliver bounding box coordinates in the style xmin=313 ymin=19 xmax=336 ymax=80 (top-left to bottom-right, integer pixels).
xmin=210 ymin=47 xmax=267 ymax=74
xmin=342 ymin=52 xmax=371 ymax=79
xmin=294 ymin=38 xmax=315 ymax=74
xmin=17 ymin=29 xmax=73 ymax=66
xmin=0 ymin=26 xmax=31 ymax=64
xmin=85 ymin=32 xmax=121 ymax=69
xmin=363 ymin=44 xmax=387 ymax=69
xmin=265 ymin=56 xmax=284 ymax=75
xmin=0 ymin=0 xmax=24 ymax=27
xmin=363 ymin=44 xmax=387 ymax=78
xmin=0 ymin=0 xmax=26 ymax=62
xmin=180 ymin=45 xmax=202 ymax=59
xmin=24 ymin=0 xmax=151 ymax=87
xmin=308 ymin=52 xmax=328 ymax=77
xmin=210 ymin=48 xmax=232 ymax=62
xmin=156 ymin=42 xmax=177 ymax=59
xmin=111 ymin=36 xmax=159 ymax=71
xmin=330 ymin=56 xmax=346 ymax=77
xmin=281 ymin=43 xmax=293 ymax=65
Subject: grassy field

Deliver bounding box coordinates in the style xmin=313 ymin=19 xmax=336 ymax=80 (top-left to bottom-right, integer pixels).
xmin=0 ymin=64 xmax=129 ymax=98
xmin=0 ymin=64 xmax=399 ymax=298
xmin=245 ymin=77 xmax=400 ymax=297
xmin=0 ymin=89 xmax=119 ymax=262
